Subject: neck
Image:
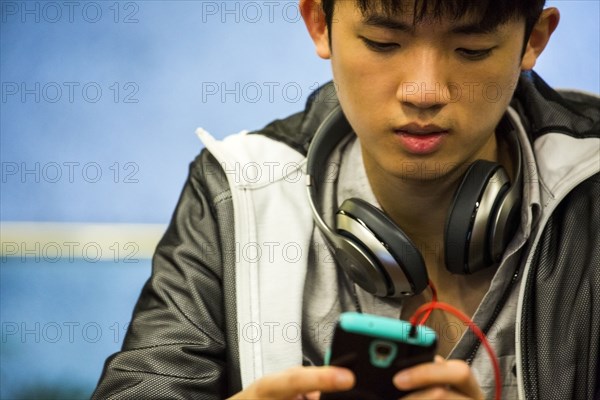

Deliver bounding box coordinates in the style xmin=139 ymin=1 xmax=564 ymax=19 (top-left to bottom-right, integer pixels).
xmin=362 ymin=133 xmax=508 ymax=266
xmin=364 ymin=161 xmax=458 ymax=257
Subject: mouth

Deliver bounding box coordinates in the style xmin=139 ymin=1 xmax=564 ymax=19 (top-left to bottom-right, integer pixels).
xmin=395 ymin=123 xmax=448 ymax=135
xmin=394 ymin=123 xmax=449 ymax=155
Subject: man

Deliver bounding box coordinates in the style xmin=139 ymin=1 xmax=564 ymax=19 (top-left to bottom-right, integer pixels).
xmin=93 ymin=0 xmax=599 ymax=399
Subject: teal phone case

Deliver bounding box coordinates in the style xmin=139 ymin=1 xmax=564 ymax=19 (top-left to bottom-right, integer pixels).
xmin=322 ymin=312 xmax=437 ymax=400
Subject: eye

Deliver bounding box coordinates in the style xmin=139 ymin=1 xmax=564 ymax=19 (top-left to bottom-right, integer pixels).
xmin=457 ymin=48 xmax=494 ymax=60
xmin=361 ymin=37 xmax=400 ymax=53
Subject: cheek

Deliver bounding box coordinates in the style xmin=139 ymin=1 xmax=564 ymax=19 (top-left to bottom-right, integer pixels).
xmin=331 ymin=41 xmax=393 ymax=100
xmin=459 ymin=65 xmax=520 ymax=118
xmin=332 ymin=57 xmax=378 ymax=103
xmin=332 ymin=57 xmax=388 ymax=131
xmin=481 ymin=55 xmax=522 ymax=103
xmin=449 ymin=68 xmax=520 ymax=143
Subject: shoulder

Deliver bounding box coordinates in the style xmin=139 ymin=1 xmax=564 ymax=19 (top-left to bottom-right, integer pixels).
xmin=246 ymin=80 xmax=339 ymax=155
xmin=512 ymin=71 xmax=600 ymax=141
xmin=189 ymin=81 xmax=340 ymax=186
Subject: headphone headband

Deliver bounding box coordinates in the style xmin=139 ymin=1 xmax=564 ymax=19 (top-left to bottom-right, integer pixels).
xmin=305 ymin=105 xmax=353 ymax=245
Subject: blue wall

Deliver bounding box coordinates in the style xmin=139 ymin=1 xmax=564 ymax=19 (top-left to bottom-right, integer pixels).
xmin=1 ymin=0 xmax=331 ymax=223
xmin=1 ymin=0 xmax=598 ymax=224
xmin=1 ymin=1 xmax=598 ymax=398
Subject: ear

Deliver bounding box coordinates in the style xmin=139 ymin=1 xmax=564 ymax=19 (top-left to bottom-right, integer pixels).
xmin=521 ymin=7 xmax=560 ymax=70
xmin=299 ymin=0 xmax=331 ymax=59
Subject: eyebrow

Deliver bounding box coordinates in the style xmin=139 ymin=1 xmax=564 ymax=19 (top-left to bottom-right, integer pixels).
xmin=362 ymin=14 xmax=498 ymax=35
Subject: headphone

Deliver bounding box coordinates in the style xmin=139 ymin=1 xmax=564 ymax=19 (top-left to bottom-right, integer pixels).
xmin=305 ymin=105 xmax=522 ymax=298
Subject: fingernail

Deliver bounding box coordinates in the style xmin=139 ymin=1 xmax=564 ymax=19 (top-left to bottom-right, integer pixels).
xmin=394 ymin=371 xmax=410 ymax=388
xmin=335 ymin=370 xmax=354 ymax=387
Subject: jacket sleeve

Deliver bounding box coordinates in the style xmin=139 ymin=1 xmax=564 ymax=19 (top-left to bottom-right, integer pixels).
xmin=521 ymin=173 xmax=600 ymax=400
xmin=92 ymin=152 xmax=233 ymax=399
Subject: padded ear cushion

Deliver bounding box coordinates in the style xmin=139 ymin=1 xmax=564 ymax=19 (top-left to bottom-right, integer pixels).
xmin=338 ymin=198 xmax=428 ymax=295
xmin=488 ymin=183 xmax=521 ymax=263
xmin=444 ymin=160 xmax=501 ymax=274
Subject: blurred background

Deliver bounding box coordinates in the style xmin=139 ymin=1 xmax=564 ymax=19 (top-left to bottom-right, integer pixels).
xmin=0 ymin=1 xmax=598 ymax=398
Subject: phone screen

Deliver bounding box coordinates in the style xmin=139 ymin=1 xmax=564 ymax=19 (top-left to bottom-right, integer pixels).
xmin=321 ymin=312 xmax=437 ymax=400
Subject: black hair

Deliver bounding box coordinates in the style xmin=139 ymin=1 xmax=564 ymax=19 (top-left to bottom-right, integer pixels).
xmin=321 ymin=0 xmax=546 ymax=53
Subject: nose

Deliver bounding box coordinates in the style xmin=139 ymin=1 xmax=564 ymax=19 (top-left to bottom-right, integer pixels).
xmin=396 ymin=49 xmax=451 ymax=110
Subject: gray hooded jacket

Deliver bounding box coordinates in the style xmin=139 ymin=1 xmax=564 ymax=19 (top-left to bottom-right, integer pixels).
xmin=93 ymin=72 xmax=600 ymax=399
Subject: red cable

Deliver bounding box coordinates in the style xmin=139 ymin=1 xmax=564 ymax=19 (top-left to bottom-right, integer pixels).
xmin=417 ymin=279 xmax=437 ymax=325
xmin=409 ymin=284 xmax=502 ymax=400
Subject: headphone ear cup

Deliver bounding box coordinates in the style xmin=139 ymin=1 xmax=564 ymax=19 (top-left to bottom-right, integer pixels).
xmin=488 ymin=181 xmax=521 ymax=264
xmin=445 ymin=161 xmax=504 ymax=274
xmin=337 ymin=198 xmax=428 ymax=296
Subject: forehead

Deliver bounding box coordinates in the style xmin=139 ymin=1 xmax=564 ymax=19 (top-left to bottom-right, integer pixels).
xmin=358 ymin=10 xmax=500 ymax=36
xmin=344 ymin=0 xmax=523 ymax=30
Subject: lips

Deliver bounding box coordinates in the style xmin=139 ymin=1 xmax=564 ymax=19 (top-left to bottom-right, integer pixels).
xmin=396 ymin=123 xmax=447 ymax=135
xmin=394 ymin=123 xmax=449 ymax=155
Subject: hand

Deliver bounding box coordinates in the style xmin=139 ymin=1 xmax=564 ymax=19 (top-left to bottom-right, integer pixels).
xmin=228 ymin=366 xmax=355 ymax=400
xmin=394 ymin=356 xmax=484 ymax=399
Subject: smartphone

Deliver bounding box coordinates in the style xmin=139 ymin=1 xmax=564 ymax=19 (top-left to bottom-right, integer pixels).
xmin=321 ymin=312 xmax=437 ymax=400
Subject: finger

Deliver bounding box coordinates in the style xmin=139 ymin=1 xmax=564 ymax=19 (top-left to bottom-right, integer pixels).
xmin=393 ymin=360 xmax=483 ymax=399
xmin=304 ymin=391 xmax=321 ymax=400
xmin=400 ymin=385 xmax=472 ymax=400
xmin=251 ymin=366 xmax=354 ymax=398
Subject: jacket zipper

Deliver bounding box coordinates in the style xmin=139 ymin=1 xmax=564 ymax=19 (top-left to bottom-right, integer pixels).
xmin=465 ymin=266 xmax=521 ymax=365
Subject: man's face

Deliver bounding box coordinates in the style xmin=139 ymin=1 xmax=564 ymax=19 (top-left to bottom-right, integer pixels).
xmin=326 ymin=1 xmax=526 ymax=183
